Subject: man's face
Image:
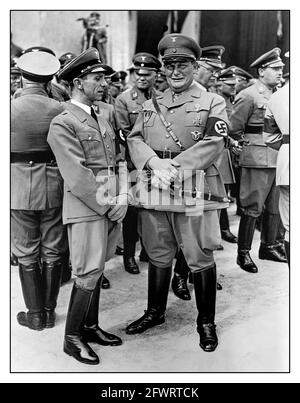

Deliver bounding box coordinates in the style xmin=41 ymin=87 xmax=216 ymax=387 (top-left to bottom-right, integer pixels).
xmin=235 ymin=76 xmax=249 ymax=93
xmin=155 ymin=76 xmax=168 ymax=92
xmin=79 ymin=72 xmax=107 ymax=104
xmin=194 ymin=62 xmax=219 ymax=87
xmin=219 ymin=82 xmax=236 ymax=97
xmin=260 ymin=66 xmax=283 ymax=88
xmin=164 ymin=60 xmax=196 ymax=93
xmin=134 ymin=70 xmax=156 ymax=91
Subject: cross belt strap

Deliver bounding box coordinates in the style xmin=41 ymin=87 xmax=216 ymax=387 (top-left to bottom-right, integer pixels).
xmin=151 ymin=95 xmax=185 ymax=151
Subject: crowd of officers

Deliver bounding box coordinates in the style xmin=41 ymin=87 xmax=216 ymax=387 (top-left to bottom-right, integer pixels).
xmin=10 ymin=32 xmax=289 ymax=366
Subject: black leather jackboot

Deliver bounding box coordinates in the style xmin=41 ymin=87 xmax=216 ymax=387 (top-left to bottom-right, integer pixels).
xmin=17 ymin=262 xmax=45 ymax=331
xmin=63 ymin=283 xmax=99 ymax=365
xmin=126 ymin=263 xmax=172 ymax=334
xmin=237 ymin=214 xmax=258 ymax=273
xmin=259 ymin=212 xmax=287 ymax=262
xmin=194 ymin=265 xmax=218 ymax=352
xmin=172 ymin=250 xmax=191 ymax=300
xmin=82 ymin=276 xmax=122 ymax=346
xmin=42 ymin=260 xmax=63 ymax=328
xmin=220 ymin=209 xmax=238 ymax=243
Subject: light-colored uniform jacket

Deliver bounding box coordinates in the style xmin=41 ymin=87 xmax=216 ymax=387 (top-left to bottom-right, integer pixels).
xmin=48 ymin=102 xmax=128 ymax=224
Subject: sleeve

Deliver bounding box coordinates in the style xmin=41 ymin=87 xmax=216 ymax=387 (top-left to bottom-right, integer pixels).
xmin=263 ymin=101 xmax=283 ymax=151
xmin=127 ymin=111 xmax=157 ymax=170
xmin=173 ymin=95 xmax=228 ymax=172
xmin=229 ymin=91 xmax=254 ymax=139
xmin=47 ymin=115 xmax=109 ymax=216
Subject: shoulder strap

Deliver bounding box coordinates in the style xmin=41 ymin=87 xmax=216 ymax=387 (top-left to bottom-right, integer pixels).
xmin=151 ymin=95 xmax=185 ymax=151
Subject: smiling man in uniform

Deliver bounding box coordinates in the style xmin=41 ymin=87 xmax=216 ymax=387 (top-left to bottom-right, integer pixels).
xmin=126 ymin=34 xmax=229 ymax=352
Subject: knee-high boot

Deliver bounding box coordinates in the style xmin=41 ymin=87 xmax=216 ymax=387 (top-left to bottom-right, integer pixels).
xmin=17 ymin=262 xmax=45 ymax=331
xmin=259 ymin=212 xmax=287 ymax=262
xmin=126 ymin=263 xmax=172 ymax=334
xmin=63 ymin=283 xmax=99 ymax=365
xmin=172 ymin=249 xmax=191 ymax=300
xmin=42 ymin=260 xmax=63 ymax=328
xmin=237 ymin=214 xmax=258 ymax=273
xmin=82 ymin=275 xmax=122 ymax=346
xmin=220 ymin=209 xmax=237 ymax=243
xmin=193 ymin=265 xmax=218 ymax=352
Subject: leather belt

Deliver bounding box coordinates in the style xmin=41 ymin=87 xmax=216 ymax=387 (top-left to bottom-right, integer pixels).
xmin=154 ymin=149 xmax=181 ymax=159
xmin=11 ymin=151 xmax=56 ymax=165
xmin=180 ymin=189 xmax=230 ymax=203
xmin=245 ymin=125 xmax=263 ymax=134
xmin=91 ymin=165 xmax=116 ymax=176
xmin=282 ymin=134 xmax=290 ymax=144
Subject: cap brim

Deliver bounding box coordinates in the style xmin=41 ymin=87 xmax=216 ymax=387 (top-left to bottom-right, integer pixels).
xmin=134 ymin=68 xmax=156 ymax=74
xmin=162 ymin=54 xmax=195 ymax=61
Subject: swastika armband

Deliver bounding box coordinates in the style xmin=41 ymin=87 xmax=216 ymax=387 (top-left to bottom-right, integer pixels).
xmin=205 ymin=117 xmax=228 ymax=137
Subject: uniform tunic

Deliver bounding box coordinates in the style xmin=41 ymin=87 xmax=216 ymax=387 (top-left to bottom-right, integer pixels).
xmin=263 ymin=84 xmax=289 ymax=240
xmin=48 ymin=102 xmax=128 ymax=290
xmin=230 ymin=79 xmax=279 ymax=217
xmin=11 ymin=86 xmax=66 ymax=265
xmin=127 ymin=82 xmax=229 ymax=271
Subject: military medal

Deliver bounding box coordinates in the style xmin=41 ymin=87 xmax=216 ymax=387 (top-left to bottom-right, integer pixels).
xmin=192 ymin=117 xmax=202 ymax=126
xmin=191 ymin=130 xmax=201 ymax=141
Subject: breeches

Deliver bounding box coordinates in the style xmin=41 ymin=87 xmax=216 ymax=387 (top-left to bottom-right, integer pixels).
xmin=67 ymin=218 xmax=120 ymax=290
xmin=239 ymin=168 xmax=279 ymax=217
xmin=11 ymin=208 xmax=66 ymax=265
xmin=138 ymin=209 xmax=220 ymax=272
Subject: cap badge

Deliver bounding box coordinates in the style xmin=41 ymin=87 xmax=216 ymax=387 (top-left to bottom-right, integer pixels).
xmin=191 ymin=130 xmax=201 ymax=141
xmin=195 ymin=104 xmax=201 ymax=112
xmin=141 ymin=56 xmax=146 ymax=61
xmin=171 ymin=37 xmax=177 ymax=43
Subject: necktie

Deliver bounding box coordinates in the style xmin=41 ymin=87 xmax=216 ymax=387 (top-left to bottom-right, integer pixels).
xmin=91 ymin=107 xmax=98 ymax=122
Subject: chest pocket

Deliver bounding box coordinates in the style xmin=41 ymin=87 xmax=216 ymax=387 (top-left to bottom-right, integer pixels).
xmin=78 ymin=130 xmax=103 ymax=158
xmin=250 ymin=102 xmax=267 ymax=123
xmin=128 ymin=108 xmax=141 ymax=126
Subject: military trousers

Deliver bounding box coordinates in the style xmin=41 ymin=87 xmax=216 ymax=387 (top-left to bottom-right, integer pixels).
xmin=138 ymin=209 xmax=221 ymax=272
xmin=239 ymin=167 xmax=280 ymax=217
xmin=11 ymin=207 xmax=66 ymax=266
xmin=279 ymin=185 xmax=289 ymax=242
xmin=67 ymin=218 xmax=120 ymax=290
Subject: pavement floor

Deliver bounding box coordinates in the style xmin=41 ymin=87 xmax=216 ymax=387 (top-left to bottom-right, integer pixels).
xmin=10 ymin=205 xmax=289 ymax=375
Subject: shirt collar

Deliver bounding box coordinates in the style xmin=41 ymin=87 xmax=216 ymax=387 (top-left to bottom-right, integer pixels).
xmin=71 ymin=99 xmax=92 ymax=115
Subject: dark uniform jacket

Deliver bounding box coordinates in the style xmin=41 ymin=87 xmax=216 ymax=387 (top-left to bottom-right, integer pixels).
xmin=48 ymin=102 xmax=128 ymax=225
xmin=230 ymin=80 xmax=278 ymax=168
xmin=127 ymin=82 xmax=229 ymax=211
xmin=11 ymin=86 xmax=64 ymax=210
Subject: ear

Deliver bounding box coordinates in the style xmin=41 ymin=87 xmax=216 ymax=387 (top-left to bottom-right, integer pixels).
xmin=73 ymin=77 xmax=82 ymax=89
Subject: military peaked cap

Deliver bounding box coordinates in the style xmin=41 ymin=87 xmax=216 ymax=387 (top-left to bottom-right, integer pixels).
xmin=57 ymin=48 xmax=109 ymax=82
xmin=132 ymin=52 xmax=162 ymax=73
xmin=59 ymin=52 xmax=77 ymax=68
xmin=158 ymin=34 xmax=201 ymax=61
xmin=250 ymin=48 xmax=285 ymax=69
xmin=216 ymin=66 xmax=237 ymax=85
xmin=17 ymin=46 xmax=60 ymax=83
xmin=230 ymin=66 xmax=253 ymax=81
xmin=199 ymin=45 xmax=225 ymax=69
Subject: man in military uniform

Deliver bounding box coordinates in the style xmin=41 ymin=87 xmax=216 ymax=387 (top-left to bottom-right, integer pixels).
xmin=155 ymin=70 xmax=169 ymax=92
xmin=194 ymin=45 xmax=225 ymax=91
xmin=263 ymin=78 xmax=289 ymax=265
xmin=11 ymin=47 xmax=67 ymax=331
xmin=171 ymin=49 xmax=233 ymax=301
xmin=48 ymin=48 xmax=128 ymax=365
xmin=126 ymin=34 xmax=230 ymax=352
xmin=10 ymin=65 xmax=22 ymax=99
xmin=230 ymin=48 xmax=287 ymax=273
xmin=115 ymin=52 xmax=162 ymax=274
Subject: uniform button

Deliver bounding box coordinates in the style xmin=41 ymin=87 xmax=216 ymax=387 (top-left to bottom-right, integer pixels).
xmin=170 ymin=110 xmax=174 ymax=114
xmin=29 ymin=161 xmax=34 ymax=165
xmin=88 ymin=136 xmax=92 ymax=140
xmin=106 ymin=145 xmax=110 ymax=149
xmin=103 ymin=134 xmax=106 ymax=138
